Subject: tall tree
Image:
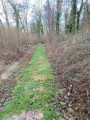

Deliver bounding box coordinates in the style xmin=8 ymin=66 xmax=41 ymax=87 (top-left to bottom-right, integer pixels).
xmin=0 ymin=19 xmax=3 ymax=26
xmin=76 ymin=0 xmax=83 ymax=30
xmin=36 ymin=11 xmax=42 ymax=40
xmin=8 ymin=0 xmax=20 ymax=29
xmin=71 ymin=0 xmax=77 ymax=33
xmin=65 ymin=0 xmax=77 ymax=33
xmin=64 ymin=0 xmax=71 ymax=33
xmin=45 ymin=0 xmax=54 ymax=44
xmin=86 ymin=0 xmax=90 ymax=25
xmin=30 ymin=22 xmax=37 ymax=34
xmin=1 ymin=0 xmax=10 ymax=27
xmin=56 ymin=0 xmax=62 ymax=35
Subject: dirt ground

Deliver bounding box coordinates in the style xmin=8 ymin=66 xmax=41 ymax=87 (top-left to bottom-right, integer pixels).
xmin=0 ymin=46 xmax=36 ymax=114
xmin=5 ymin=110 xmax=43 ymax=120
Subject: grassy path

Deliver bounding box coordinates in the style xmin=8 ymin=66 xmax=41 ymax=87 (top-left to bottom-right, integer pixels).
xmin=0 ymin=45 xmax=62 ymax=120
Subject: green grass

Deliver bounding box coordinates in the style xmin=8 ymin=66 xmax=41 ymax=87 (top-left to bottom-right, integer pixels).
xmin=60 ymin=102 xmax=66 ymax=108
xmin=0 ymin=45 xmax=62 ymax=120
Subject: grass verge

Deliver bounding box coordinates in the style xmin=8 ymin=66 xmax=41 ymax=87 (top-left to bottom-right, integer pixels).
xmin=0 ymin=45 xmax=62 ymax=120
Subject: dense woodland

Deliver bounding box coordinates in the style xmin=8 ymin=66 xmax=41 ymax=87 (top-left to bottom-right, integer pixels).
xmin=0 ymin=0 xmax=90 ymax=120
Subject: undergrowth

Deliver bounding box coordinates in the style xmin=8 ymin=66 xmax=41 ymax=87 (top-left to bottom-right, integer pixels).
xmin=0 ymin=45 xmax=62 ymax=120
xmin=46 ymin=32 xmax=90 ymax=120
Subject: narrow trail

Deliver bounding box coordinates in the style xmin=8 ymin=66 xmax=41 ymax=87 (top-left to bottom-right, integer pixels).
xmin=0 ymin=45 xmax=34 ymax=81
xmin=0 ymin=45 xmax=62 ymax=120
xmin=1 ymin=62 xmax=19 ymax=80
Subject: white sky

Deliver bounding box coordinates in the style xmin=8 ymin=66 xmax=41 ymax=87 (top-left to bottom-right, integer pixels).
xmin=15 ymin=0 xmax=46 ymax=7
xmin=0 ymin=0 xmax=90 ymax=26
xmin=0 ymin=0 xmax=46 ymax=25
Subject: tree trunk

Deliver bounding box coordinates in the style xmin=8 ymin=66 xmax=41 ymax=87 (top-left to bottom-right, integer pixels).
xmin=76 ymin=0 xmax=83 ymax=30
xmin=56 ymin=0 xmax=62 ymax=35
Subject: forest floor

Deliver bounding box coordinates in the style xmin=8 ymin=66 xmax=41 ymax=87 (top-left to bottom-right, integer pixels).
xmin=0 ymin=38 xmax=89 ymax=120
xmin=0 ymin=45 xmax=63 ymax=120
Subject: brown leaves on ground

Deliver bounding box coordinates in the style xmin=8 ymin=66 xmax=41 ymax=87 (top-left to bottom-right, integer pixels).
xmin=0 ymin=46 xmax=36 ymax=111
xmin=33 ymin=87 xmax=46 ymax=94
xmin=31 ymin=70 xmax=47 ymax=82
xmin=46 ymin=33 xmax=90 ymax=120
xmin=0 ymin=75 xmax=17 ymax=110
xmin=39 ymin=57 xmax=45 ymax=65
xmin=31 ymin=74 xmax=47 ymax=82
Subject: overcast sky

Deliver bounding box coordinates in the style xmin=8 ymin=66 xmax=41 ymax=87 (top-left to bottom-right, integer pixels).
xmin=14 ymin=0 xmax=46 ymax=7
xmin=0 ymin=0 xmax=90 ymax=26
xmin=0 ymin=0 xmax=46 ymax=25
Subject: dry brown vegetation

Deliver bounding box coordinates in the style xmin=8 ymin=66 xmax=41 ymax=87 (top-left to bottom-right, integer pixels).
xmin=46 ymin=29 xmax=90 ymax=120
xmin=0 ymin=0 xmax=90 ymax=119
xmin=0 ymin=45 xmax=36 ymax=110
xmin=0 ymin=27 xmax=39 ymax=64
xmin=0 ymin=27 xmax=38 ymax=109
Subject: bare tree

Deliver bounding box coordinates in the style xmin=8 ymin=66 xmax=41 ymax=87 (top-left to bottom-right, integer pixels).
xmin=1 ymin=0 xmax=10 ymax=27
xmin=45 ymin=0 xmax=55 ymax=44
xmin=0 ymin=19 xmax=3 ymax=26
xmin=8 ymin=0 xmax=20 ymax=29
xmin=76 ymin=0 xmax=84 ymax=30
